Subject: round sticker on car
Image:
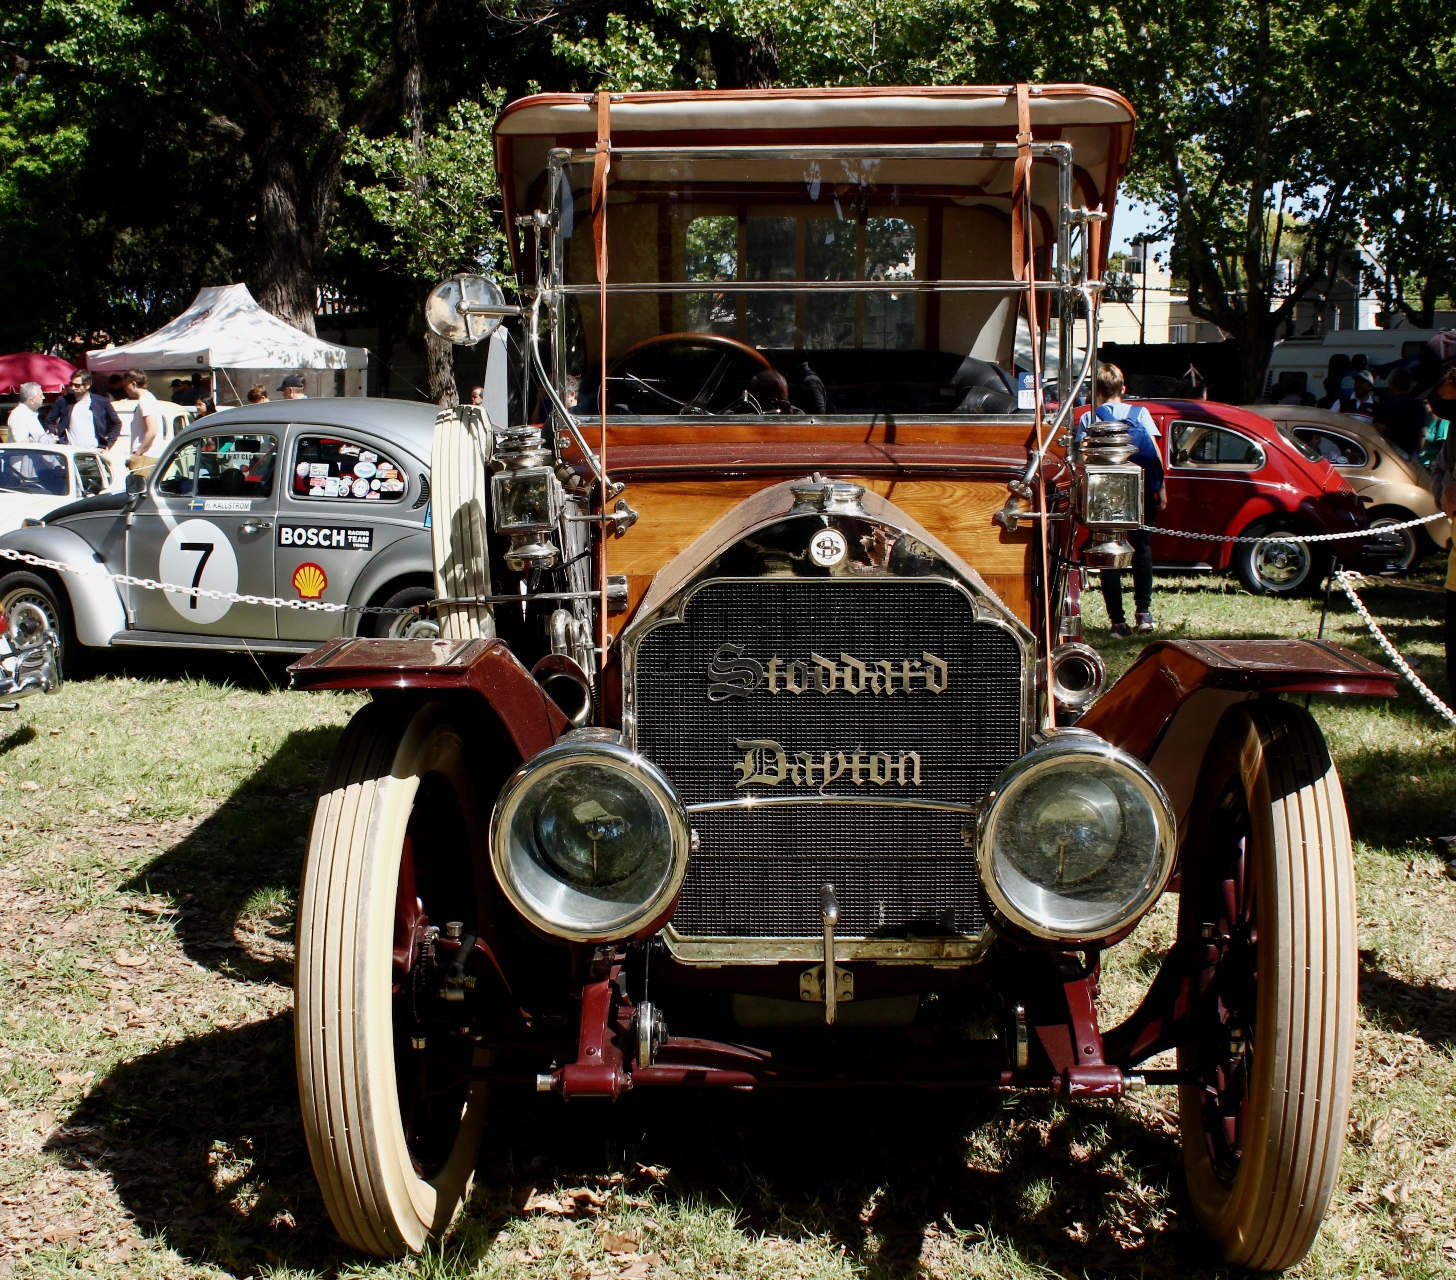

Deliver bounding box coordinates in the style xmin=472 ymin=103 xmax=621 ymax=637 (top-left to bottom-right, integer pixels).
xmin=158 ymin=519 xmax=239 ymax=624
xmin=808 ymin=527 xmax=848 ymax=568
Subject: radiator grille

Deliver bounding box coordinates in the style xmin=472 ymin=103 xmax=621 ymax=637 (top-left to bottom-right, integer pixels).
xmin=632 ymin=578 xmax=1024 ymax=939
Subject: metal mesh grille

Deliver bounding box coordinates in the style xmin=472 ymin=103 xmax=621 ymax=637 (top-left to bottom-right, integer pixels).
xmin=632 ymin=578 xmax=1024 ymax=938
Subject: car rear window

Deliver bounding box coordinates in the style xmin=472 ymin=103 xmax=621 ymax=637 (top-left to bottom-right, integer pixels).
xmin=1293 ymin=427 xmax=1367 ymax=468
xmin=0 ymin=449 xmax=68 ymax=496
xmin=291 ymin=436 xmax=407 ymax=502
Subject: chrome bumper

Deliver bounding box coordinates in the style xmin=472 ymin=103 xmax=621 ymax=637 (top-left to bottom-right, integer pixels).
xmin=0 ymin=616 xmax=60 ymax=704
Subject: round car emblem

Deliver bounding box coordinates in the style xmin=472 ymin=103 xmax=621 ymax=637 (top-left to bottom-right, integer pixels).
xmin=808 ymin=527 xmax=848 ymax=568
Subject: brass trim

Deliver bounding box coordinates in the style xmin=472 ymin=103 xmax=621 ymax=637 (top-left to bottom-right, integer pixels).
xmin=662 ymin=927 xmax=992 ymax=966
xmin=687 ymin=795 xmax=978 ymax=814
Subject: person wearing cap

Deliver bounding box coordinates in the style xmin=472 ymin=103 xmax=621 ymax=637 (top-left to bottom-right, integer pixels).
xmin=1337 ymin=367 xmax=1377 ymax=420
xmin=280 ymin=374 xmax=307 ymax=400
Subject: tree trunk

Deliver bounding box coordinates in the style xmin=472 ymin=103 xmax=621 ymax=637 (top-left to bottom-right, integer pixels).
xmin=398 ymin=0 xmax=456 ymax=406
xmin=252 ymin=134 xmax=320 ymax=335
xmin=708 ymin=25 xmax=778 ymax=89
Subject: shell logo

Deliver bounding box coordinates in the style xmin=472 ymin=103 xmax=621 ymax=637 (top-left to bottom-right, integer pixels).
xmin=292 ymin=562 xmax=328 ymax=600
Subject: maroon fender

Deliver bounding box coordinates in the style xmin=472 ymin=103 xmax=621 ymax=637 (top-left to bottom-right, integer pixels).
xmin=1079 ymin=638 xmax=1394 ymax=837
xmin=288 ymin=636 xmax=568 ymax=761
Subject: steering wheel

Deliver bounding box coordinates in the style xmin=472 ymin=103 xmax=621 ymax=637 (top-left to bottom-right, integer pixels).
xmin=606 ymin=332 xmax=772 ymax=415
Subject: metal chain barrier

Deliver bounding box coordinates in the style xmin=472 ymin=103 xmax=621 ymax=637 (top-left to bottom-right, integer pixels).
xmin=0 ymin=545 xmax=414 ymax=615
xmin=1142 ymin=510 xmax=1444 ymax=544
xmin=1335 ymin=569 xmax=1456 ymax=728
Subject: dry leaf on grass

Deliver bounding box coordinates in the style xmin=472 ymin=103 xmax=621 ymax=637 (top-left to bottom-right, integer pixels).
xmin=522 ymin=1191 xmax=574 ymax=1216
xmin=19 ymin=781 xmax=38 ymax=793
xmin=110 ymin=951 xmax=146 ymax=968
xmin=601 ymin=1227 xmax=641 ymax=1254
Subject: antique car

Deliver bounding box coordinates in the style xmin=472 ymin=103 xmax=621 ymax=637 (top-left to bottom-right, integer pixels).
xmin=1247 ymin=402 xmax=1449 ymax=572
xmin=287 ymin=86 xmax=1395 ymax=1271
xmin=0 ymin=442 xmax=123 ymax=536
xmin=0 ymin=399 xmax=440 ymax=669
xmin=1106 ymin=399 xmax=1374 ymax=594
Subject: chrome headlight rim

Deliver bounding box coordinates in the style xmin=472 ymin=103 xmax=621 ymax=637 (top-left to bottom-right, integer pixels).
xmin=490 ymin=735 xmax=691 ymax=943
xmin=977 ymin=731 xmax=1175 ymax=943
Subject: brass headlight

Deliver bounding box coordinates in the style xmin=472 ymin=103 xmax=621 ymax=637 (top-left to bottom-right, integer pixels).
xmin=978 ymin=731 xmax=1175 ymax=941
xmin=490 ymin=732 xmax=691 ymax=941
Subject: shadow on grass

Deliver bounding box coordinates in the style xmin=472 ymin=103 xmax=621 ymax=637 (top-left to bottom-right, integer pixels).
xmin=0 ymin=722 xmax=36 ymax=755
xmin=49 ymin=1013 xmax=340 ymax=1275
xmin=1359 ymin=950 xmax=1456 ymax=1050
xmin=54 ymin=1014 xmax=1217 ymax=1280
xmin=121 ymin=725 xmax=346 ymax=983
xmin=70 ymin=643 xmax=298 ymax=693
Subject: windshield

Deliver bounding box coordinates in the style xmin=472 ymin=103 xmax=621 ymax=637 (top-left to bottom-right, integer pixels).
xmin=549 ymin=150 xmax=1074 ymax=422
xmin=0 ymin=449 xmax=69 ymax=496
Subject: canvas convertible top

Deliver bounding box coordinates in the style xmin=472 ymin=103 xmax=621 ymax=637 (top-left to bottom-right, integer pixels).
xmin=495 ymin=85 xmax=1137 ymax=278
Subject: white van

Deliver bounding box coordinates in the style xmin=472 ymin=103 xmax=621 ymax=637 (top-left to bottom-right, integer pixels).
xmin=1263 ymin=329 xmax=1439 ymax=400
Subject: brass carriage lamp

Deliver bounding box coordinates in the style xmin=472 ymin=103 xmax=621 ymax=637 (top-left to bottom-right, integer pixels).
xmin=1076 ymin=417 xmax=1144 ymax=569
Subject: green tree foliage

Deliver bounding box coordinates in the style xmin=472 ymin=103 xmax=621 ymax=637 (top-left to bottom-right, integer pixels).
xmin=0 ymin=0 xmax=250 ymax=353
xmin=1 ymin=0 xmax=1452 ymax=401
xmin=342 ymin=95 xmax=507 ymax=283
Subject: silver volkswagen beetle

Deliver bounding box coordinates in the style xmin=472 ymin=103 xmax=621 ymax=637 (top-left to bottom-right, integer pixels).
xmin=0 ymin=398 xmax=440 ymax=668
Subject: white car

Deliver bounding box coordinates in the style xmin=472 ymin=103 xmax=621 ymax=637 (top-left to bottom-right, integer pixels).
xmin=0 ymin=444 xmax=125 ymax=536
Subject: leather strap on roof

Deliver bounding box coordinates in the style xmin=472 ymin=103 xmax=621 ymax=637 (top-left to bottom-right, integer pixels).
xmin=1010 ymin=82 xmax=1032 ymax=282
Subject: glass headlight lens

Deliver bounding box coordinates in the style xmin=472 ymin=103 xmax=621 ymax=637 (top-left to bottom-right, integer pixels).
xmin=492 ymin=735 xmax=690 ymax=941
xmin=979 ymin=734 xmax=1174 ymax=941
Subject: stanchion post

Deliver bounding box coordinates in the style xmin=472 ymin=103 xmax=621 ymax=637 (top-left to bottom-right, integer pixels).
xmin=1318 ymin=559 xmax=1339 ymax=641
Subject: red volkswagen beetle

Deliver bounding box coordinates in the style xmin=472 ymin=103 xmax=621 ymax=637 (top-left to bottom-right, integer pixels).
xmin=1130 ymin=399 xmax=1371 ymax=595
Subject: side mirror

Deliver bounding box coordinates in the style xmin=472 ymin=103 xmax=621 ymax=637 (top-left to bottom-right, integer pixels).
xmin=125 ymin=472 xmax=147 ymax=495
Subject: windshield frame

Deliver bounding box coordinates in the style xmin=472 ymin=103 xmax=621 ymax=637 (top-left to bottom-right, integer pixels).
xmin=537 ymin=139 xmax=1094 ymax=429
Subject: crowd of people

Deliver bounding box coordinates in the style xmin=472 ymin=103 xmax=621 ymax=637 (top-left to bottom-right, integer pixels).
xmin=1274 ymin=351 xmax=1450 ymax=467
xmin=2 ymin=371 xmax=313 ymax=472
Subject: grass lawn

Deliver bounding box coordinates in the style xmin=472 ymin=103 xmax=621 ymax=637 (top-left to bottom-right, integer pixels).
xmin=0 ymin=570 xmax=1453 ymax=1279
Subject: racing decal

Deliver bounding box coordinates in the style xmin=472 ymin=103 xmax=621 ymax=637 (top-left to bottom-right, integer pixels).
xmin=158 ymin=519 xmax=239 ymax=624
xmin=292 ymin=562 xmax=327 ymax=600
xmin=277 ymin=525 xmax=373 ymax=551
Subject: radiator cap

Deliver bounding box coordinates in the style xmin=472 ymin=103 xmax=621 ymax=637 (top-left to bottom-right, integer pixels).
xmin=789 ymin=474 xmax=867 ymax=516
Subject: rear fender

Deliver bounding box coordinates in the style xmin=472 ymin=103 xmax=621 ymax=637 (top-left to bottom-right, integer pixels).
xmin=347 ymin=529 xmax=433 ymax=622
xmin=1078 ymin=639 xmax=1393 ymax=839
xmin=288 ymin=636 xmax=567 ymax=762
xmin=0 ymin=526 xmax=126 ymax=647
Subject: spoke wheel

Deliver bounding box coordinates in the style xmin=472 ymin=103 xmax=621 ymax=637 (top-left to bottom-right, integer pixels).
xmin=1177 ymin=700 xmax=1356 ymax=1271
xmin=297 ymin=700 xmax=491 ymax=1256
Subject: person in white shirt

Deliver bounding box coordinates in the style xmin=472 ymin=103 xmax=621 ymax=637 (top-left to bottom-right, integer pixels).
xmin=122 ymin=369 xmax=166 ymax=470
xmin=4 ymin=383 xmax=49 ymax=443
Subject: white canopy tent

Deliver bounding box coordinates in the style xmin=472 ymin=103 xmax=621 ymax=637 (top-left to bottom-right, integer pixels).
xmin=86 ymin=284 xmax=369 ymax=405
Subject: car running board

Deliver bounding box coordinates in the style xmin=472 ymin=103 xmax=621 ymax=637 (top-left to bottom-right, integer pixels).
xmin=108 ymin=630 xmax=321 ymax=655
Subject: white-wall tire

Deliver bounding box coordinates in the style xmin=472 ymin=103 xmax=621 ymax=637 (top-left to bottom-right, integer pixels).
xmin=430 ymin=406 xmax=495 ymax=641
xmin=296 ymin=700 xmax=491 ymax=1256
xmin=1178 ymin=700 xmax=1356 ymax=1271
